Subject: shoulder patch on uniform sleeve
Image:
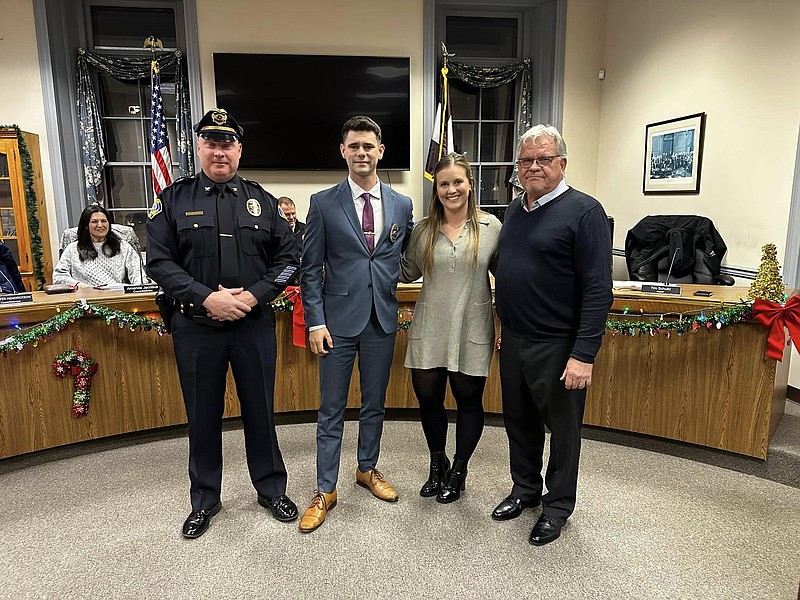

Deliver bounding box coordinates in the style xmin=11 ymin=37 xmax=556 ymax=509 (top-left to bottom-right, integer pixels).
xmin=148 ymin=197 xmax=163 ymax=220
xmin=277 ymin=205 xmax=288 ymax=221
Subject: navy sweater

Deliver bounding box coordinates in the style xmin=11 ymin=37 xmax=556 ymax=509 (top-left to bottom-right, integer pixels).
xmin=495 ymin=187 xmax=613 ymax=363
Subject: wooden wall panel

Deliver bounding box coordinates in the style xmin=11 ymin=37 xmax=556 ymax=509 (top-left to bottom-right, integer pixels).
xmin=0 ymin=286 xmax=788 ymax=460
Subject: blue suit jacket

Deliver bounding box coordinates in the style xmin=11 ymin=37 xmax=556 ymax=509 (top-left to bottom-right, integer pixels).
xmin=301 ymin=180 xmax=414 ymax=337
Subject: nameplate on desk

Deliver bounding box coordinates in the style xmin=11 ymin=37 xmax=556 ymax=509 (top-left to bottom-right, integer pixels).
xmin=0 ymin=293 xmax=34 ymax=305
xmin=641 ymin=283 xmax=682 ymax=296
xmin=124 ymin=284 xmax=160 ymax=294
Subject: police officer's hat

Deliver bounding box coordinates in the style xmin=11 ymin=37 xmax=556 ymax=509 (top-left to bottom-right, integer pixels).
xmin=194 ymin=108 xmax=243 ymax=143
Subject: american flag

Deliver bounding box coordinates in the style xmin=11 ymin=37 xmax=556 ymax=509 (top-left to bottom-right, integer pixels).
xmin=150 ymin=62 xmax=173 ymax=195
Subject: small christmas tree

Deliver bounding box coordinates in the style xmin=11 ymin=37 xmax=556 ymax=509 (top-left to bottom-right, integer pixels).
xmin=748 ymin=243 xmax=786 ymax=303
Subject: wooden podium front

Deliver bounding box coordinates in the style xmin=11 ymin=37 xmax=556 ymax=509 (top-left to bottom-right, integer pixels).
xmin=0 ymin=285 xmax=788 ymax=460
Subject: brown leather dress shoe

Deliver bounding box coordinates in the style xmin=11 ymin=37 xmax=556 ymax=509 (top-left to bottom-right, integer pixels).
xmin=298 ymin=490 xmax=337 ymax=533
xmin=356 ymin=467 xmax=399 ymax=502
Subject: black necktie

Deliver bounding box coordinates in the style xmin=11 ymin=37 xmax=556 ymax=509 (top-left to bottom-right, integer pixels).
xmin=216 ymin=183 xmax=239 ymax=287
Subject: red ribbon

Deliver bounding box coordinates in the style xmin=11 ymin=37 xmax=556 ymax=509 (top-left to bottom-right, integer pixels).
xmin=284 ymin=286 xmax=306 ymax=348
xmin=751 ymin=296 xmax=800 ymax=361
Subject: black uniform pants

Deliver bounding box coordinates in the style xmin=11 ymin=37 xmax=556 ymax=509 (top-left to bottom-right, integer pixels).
xmin=499 ymin=331 xmax=586 ymax=522
xmin=171 ymin=310 xmax=287 ymax=510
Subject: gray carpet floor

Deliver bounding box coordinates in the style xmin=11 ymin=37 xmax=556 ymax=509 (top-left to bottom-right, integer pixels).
xmin=1 ymin=417 xmax=799 ymax=600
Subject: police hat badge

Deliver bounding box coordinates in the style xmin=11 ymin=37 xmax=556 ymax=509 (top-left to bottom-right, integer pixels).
xmin=194 ymin=108 xmax=244 ymax=143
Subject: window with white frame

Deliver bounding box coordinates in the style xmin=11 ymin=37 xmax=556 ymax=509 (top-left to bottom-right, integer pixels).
xmin=85 ymin=1 xmax=185 ymax=250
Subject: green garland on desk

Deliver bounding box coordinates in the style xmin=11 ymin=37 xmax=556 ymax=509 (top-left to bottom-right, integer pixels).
xmin=397 ymin=302 xmax=754 ymax=337
xmin=606 ymin=301 xmax=753 ymax=337
xmin=2 ymin=297 xmax=755 ymax=356
xmin=0 ymin=300 xmax=166 ymax=355
xmin=0 ymin=124 xmax=46 ymax=289
xmin=1 ymin=295 xmax=299 ymax=355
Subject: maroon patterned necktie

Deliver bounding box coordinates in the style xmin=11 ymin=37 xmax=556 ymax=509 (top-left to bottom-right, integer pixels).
xmin=361 ymin=192 xmax=375 ymax=253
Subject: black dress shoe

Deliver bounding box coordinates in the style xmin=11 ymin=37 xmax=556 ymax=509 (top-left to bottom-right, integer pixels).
xmin=491 ymin=495 xmax=540 ymax=521
xmin=258 ymin=494 xmax=299 ymax=522
xmin=529 ymin=513 xmax=564 ymax=546
xmin=182 ymin=502 xmax=222 ymax=539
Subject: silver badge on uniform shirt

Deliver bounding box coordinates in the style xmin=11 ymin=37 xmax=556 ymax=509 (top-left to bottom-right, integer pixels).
xmin=389 ymin=223 xmax=400 ymax=243
xmin=246 ymin=198 xmax=262 ymax=216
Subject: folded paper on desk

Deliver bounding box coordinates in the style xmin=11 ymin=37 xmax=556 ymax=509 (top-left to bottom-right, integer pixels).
xmin=613 ymin=280 xmax=643 ymax=290
xmin=93 ymin=283 xmax=157 ymax=293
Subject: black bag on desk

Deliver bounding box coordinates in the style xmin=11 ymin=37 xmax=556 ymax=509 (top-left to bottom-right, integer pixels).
xmin=155 ymin=289 xmax=175 ymax=333
xmin=43 ymin=284 xmax=77 ymax=294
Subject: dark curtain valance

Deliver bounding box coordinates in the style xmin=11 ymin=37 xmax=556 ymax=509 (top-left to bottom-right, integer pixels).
xmin=447 ymin=58 xmax=533 ymax=189
xmin=448 ymin=60 xmax=528 ymax=89
xmin=76 ymin=49 xmax=194 ymax=205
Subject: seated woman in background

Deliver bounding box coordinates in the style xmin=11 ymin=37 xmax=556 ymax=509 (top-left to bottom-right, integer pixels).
xmin=53 ymin=204 xmax=144 ymax=287
xmin=400 ymin=153 xmax=502 ymax=504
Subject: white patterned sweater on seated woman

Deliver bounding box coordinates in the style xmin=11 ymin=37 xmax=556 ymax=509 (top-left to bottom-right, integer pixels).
xmin=53 ymin=240 xmax=144 ymax=287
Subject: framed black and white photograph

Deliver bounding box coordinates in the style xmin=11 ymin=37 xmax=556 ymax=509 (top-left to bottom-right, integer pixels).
xmin=643 ymin=112 xmax=706 ymax=195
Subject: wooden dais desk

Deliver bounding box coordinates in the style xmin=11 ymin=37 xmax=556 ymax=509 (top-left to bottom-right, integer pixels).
xmin=0 ymin=285 xmax=787 ymax=460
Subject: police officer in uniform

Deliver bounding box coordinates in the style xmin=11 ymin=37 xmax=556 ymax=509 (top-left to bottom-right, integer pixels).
xmin=146 ymin=108 xmax=301 ymax=539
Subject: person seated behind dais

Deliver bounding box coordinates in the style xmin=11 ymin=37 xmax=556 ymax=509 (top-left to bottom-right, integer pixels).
xmin=53 ymin=205 xmax=144 ymax=287
xmin=0 ymin=242 xmax=24 ymax=293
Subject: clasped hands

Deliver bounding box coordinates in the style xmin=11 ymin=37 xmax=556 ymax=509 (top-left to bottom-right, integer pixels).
xmin=202 ymin=285 xmax=258 ymax=321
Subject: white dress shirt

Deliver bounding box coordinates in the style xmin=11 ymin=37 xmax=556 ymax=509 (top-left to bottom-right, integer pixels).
xmin=348 ymin=177 xmax=384 ymax=245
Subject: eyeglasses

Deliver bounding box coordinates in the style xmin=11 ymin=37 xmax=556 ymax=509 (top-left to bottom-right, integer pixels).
xmin=516 ymin=155 xmax=565 ymax=169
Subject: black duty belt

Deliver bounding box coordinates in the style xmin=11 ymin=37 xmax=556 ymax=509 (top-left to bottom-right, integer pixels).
xmin=175 ymin=299 xmax=227 ymax=328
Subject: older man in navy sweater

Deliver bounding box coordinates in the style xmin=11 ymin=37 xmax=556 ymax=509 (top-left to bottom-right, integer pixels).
xmin=493 ymin=125 xmax=613 ymax=545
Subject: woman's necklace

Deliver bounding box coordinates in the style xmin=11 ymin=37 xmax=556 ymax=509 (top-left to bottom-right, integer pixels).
xmin=443 ymin=219 xmax=468 ymax=229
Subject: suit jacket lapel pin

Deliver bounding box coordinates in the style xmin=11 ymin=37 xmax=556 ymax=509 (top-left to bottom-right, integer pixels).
xmin=389 ymin=223 xmax=400 ymax=243
xmin=246 ymin=198 xmax=262 ymax=216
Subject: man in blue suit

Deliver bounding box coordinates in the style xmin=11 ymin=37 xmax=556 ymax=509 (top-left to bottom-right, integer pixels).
xmin=299 ymin=116 xmax=414 ymax=532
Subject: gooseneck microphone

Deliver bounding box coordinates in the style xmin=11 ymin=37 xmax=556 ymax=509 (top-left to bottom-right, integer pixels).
xmin=664 ymin=246 xmax=682 ymax=285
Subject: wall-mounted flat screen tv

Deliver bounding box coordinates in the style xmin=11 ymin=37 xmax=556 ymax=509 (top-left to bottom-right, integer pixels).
xmin=212 ymin=53 xmax=411 ymax=171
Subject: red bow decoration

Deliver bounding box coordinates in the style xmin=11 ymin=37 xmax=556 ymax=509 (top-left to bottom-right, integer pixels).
xmin=284 ymin=286 xmax=306 ymax=348
xmin=751 ymin=296 xmax=800 ymax=361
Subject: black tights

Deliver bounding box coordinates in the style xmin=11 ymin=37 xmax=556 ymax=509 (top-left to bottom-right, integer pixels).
xmin=410 ymin=367 xmax=486 ymax=462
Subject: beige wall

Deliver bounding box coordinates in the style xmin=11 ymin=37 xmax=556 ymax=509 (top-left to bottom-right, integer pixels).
xmin=13 ymin=0 xmax=796 ymax=268
xmin=0 ymin=0 xmax=59 ymax=258
xmin=593 ymin=0 xmax=800 ymax=267
xmin=562 ymin=0 xmax=607 ymax=198
xmin=4 ymin=0 xmax=800 ymax=383
xmin=195 ymin=0 xmax=426 ymax=222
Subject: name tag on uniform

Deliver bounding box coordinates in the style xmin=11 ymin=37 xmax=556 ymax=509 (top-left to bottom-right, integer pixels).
xmin=185 ymin=210 xmax=204 ymax=216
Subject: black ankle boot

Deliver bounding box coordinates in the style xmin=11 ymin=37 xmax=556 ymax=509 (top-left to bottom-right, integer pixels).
xmin=420 ymin=451 xmax=450 ymax=497
xmin=436 ymin=458 xmax=467 ymax=504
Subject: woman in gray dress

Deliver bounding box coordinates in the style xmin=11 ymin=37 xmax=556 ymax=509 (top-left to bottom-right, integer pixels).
xmin=401 ymin=153 xmax=501 ymax=503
